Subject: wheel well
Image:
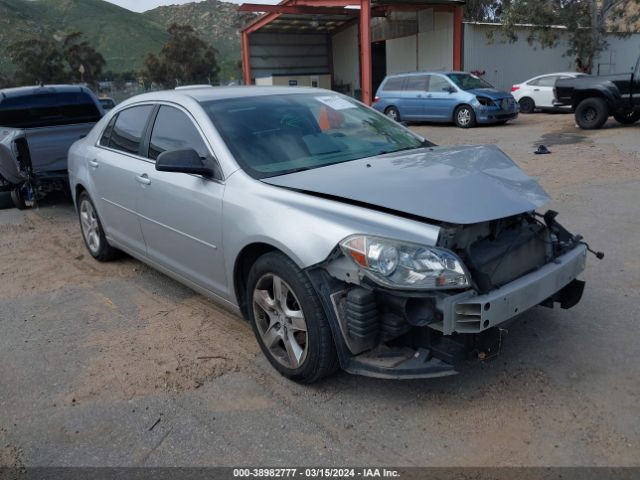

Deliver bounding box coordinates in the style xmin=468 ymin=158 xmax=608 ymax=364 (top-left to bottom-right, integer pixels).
xmin=233 ymin=243 xmax=280 ymax=319
xmin=572 ymin=91 xmax=608 ymax=110
xmin=74 ymin=184 xmax=87 ymax=208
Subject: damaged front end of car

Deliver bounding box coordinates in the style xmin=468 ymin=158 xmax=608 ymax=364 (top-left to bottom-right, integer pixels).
xmin=307 ymin=210 xmax=592 ymax=379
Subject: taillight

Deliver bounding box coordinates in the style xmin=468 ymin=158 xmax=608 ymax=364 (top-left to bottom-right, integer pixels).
xmin=373 ymin=96 xmax=380 ymax=104
xmin=511 ymin=85 xmax=520 ymax=92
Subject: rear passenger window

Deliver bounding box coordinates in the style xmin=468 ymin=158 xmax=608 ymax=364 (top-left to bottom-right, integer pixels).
xmin=100 ymin=115 xmax=117 ymax=147
xmin=108 ymin=105 xmax=153 ymax=155
xmin=382 ymin=77 xmax=405 ymax=91
xmin=148 ymin=106 xmax=209 ymax=161
xmin=529 ymin=76 xmax=558 ymax=87
xmin=405 ymin=75 xmax=428 ymax=91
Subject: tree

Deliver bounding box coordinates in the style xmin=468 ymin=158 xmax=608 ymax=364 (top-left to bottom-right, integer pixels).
xmin=498 ymin=0 xmax=640 ymax=73
xmin=464 ymin=0 xmax=503 ymax=21
xmin=144 ymin=24 xmax=219 ymax=87
xmin=6 ymin=32 xmax=105 ymax=86
xmin=6 ymin=38 xmax=67 ymax=85
xmin=62 ymin=32 xmax=106 ymax=84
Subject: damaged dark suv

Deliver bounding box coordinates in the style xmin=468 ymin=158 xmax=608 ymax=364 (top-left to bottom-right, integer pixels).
xmin=68 ymin=87 xmax=593 ymax=383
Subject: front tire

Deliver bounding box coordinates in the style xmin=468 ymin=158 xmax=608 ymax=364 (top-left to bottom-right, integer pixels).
xmin=613 ymin=111 xmax=640 ymax=125
xmin=454 ymin=105 xmax=476 ymax=128
xmin=247 ymin=252 xmax=338 ymax=383
xmin=518 ymin=97 xmax=535 ymax=114
xmin=10 ymin=187 xmax=28 ymax=210
xmin=77 ymin=191 xmax=120 ymax=261
xmin=575 ymin=97 xmax=609 ymax=130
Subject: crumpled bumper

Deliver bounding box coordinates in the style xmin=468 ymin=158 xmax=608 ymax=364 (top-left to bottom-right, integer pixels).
xmin=439 ymin=244 xmax=587 ymax=335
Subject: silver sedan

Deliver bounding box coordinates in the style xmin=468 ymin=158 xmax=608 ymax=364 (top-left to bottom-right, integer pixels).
xmin=68 ymin=87 xmax=589 ymax=383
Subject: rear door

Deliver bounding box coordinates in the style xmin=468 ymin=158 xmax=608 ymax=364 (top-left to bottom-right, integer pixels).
xmin=528 ymin=75 xmax=560 ymax=108
xmin=135 ymin=104 xmax=227 ymax=295
xmin=89 ymin=105 xmax=154 ymax=255
xmin=422 ymin=75 xmax=458 ymax=120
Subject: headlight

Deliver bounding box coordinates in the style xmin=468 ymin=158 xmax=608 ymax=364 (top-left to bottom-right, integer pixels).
xmin=475 ymin=96 xmax=495 ymax=106
xmin=339 ymin=235 xmax=470 ymax=290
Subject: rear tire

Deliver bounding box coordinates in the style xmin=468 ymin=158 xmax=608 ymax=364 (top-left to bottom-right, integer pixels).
xmin=384 ymin=106 xmax=400 ymax=122
xmin=77 ymin=191 xmax=120 ymax=262
xmin=613 ymin=111 xmax=640 ymax=125
xmin=10 ymin=187 xmax=28 ymax=210
xmin=575 ymin=97 xmax=609 ymax=130
xmin=518 ymin=97 xmax=535 ymax=114
xmin=454 ymin=105 xmax=476 ymax=128
xmin=246 ymin=252 xmax=338 ymax=383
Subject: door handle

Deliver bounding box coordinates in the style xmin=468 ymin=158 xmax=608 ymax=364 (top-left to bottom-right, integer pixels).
xmin=136 ymin=174 xmax=151 ymax=186
xmin=534 ymin=88 xmax=540 ymax=91
xmin=88 ymin=159 xmax=99 ymax=168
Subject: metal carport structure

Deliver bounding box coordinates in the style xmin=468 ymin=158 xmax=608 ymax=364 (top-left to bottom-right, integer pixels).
xmin=239 ymin=0 xmax=465 ymax=105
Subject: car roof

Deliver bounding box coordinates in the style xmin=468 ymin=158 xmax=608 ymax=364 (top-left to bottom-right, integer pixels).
xmin=0 ymin=84 xmax=91 ymax=99
xmin=528 ymin=72 xmax=583 ymax=80
xmin=386 ymin=71 xmax=462 ymax=78
xmin=118 ymin=86 xmax=335 ymax=107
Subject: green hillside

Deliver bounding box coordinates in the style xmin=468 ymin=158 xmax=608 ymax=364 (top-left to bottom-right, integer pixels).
xmin=0 ymin=0 xmax=169 ymax=74
xmin=144 ymin=0 xmax=254 ymax=82
xmin=0 ymin=0 xmax=248 ymax=81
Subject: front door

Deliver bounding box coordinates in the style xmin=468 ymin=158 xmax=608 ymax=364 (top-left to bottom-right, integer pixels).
xmin=135 ymin=105 xmax=227 ymax=296
xmin=89 ymin=105 xmax=154 ymax=255
xmin=423 ymin=75 xmax=459 ymax=120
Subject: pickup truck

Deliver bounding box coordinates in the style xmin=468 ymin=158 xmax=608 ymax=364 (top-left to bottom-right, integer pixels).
xmin=554 ymin=55 xmax=640 ymax=129
xmin=0 ymin=85 xmax=103 ymax=208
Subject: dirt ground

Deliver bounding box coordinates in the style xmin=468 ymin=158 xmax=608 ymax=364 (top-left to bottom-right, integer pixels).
xmin=0 ymin=113 xmax=639 ymax=467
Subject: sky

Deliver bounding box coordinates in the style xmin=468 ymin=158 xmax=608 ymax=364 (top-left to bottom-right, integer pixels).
xmin=105 ymin=0 xmax=278 ymax=13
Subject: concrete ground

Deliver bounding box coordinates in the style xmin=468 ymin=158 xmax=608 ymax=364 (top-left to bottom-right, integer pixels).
xmin=0 ymin=113 xmax=639 ymax=467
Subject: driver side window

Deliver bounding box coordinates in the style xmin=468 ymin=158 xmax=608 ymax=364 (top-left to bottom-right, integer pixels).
xmin=147 ymin=106 xmax=209 ymax=161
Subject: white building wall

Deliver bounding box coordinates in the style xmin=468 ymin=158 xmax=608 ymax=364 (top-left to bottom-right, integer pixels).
xmin=595 ymin=34 xmax=640 ymax=74
xmin=386 ymin=35 xmax=417 ymax=74
xmin=463 ymin=24 xmax=574 ymax=91
xmin=385 ymin=8 xmax=454 ymax=75
xmin=464 ymin=23 xmax=640 ymax=90
xmin=417 ymin=11 xmax=453 ymax=71
xmin=332 ymin=25 xmax=360 ymax=96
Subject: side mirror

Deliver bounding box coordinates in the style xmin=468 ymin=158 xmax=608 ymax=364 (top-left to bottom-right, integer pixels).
xmin=444 ymin=86 xmax=457 ymax=94
xmin=155 ymin=148 xmax=215 ymax=177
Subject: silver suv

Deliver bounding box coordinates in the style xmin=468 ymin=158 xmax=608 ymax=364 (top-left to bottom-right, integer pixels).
xmin=68 ymin=87 xmax=588 ymax=383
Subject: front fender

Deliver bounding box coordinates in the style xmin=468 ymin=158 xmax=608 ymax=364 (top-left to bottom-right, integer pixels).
xmin=222 ymin=171 xmax=441 ymax=303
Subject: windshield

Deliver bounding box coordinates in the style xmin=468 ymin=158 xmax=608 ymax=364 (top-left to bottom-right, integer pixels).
xmin=201 ymin=93 xmax=424 ymax=178
xmin=447 ymin=73 xmax=494 ymax=90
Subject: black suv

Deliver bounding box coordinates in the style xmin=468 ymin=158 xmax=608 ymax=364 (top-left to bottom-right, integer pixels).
xmin=554 ymin=55 xmax=640 ymax=129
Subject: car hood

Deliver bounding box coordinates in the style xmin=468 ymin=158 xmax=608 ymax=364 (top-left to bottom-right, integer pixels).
xmin=262 ymin=145 xmax=550 ymax=225
xmin=466 ymin=88 xmax=512 ymax=100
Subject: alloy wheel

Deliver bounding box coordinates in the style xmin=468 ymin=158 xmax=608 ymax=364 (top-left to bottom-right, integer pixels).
xmin=79 ymin=198 xmax=101 ymax=255
xmin=457 ymin=108 xmax=471 ymax=126
xmin=252 ymin=273 xmax=308 ymax=369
